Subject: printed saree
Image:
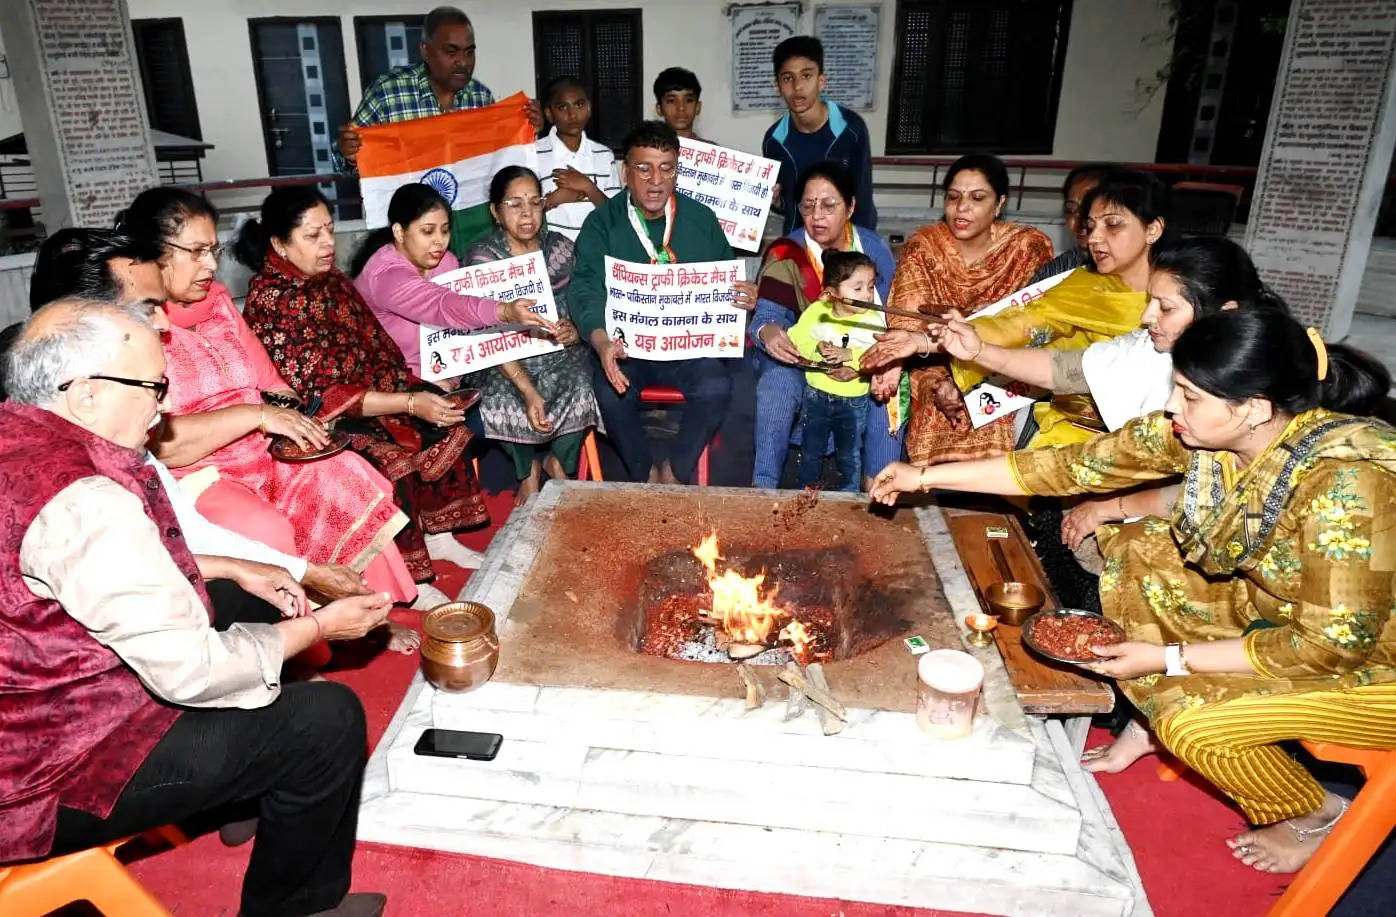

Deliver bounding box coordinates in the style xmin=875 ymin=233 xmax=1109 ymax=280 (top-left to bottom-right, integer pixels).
xmin=462 ymin=228 xmax=602 ymax=444
xmin=243 ymin=253 xmax=488 ymax=582
xmin=887 ymin=220 xmax=1052 ymax=463
xmin=1011 ymin=409 xmax=1396 ymax=722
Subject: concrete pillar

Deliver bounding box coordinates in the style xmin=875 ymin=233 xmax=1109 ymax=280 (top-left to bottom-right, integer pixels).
xmin=1244 ymin=0 xmax=1396 ymax=339
xmin=0 ymin=0 xmax=157 ymax=230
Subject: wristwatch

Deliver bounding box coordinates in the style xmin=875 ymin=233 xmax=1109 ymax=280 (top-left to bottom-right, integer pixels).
xmin=1164 ymin=642 xmax=1191 ymax=676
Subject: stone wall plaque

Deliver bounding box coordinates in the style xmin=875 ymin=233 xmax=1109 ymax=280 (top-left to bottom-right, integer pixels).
xmin=2 ymin=0 xmax=158 ymax=229
xmin=730 ymin=2 xmax=802 ymax=112
xmin=1244 ymin=0 xmax=1396 ymax=338
xmin=814 ymin=4 xmax=879 ymax=111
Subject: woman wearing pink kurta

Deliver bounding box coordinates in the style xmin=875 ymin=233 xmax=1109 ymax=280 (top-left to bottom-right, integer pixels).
xmin=121 ymin=188 xmax=417 ymax=612
xmin=349 ymin=182 xmax=552 ymax=374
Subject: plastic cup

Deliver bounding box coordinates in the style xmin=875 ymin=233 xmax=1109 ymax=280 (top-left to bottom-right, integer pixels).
xmin=916 ymin=649 xmax=984 ymax=738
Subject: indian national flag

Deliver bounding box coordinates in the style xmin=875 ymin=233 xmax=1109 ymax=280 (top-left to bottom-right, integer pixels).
xmin=357 ymin=92 xmax=538 ymax=246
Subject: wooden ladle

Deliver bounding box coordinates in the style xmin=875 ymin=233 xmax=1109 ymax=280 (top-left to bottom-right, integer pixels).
xmin=984 ymin=538 xmax=1046 ymax=626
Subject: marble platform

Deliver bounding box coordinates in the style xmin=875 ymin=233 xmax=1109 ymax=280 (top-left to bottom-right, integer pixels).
xmin=359 ymin=483 xmax=1153 ymax=917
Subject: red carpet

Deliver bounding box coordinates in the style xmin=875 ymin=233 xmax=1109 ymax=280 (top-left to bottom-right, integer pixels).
xmin=125 ymin=491 xmax=1292 ymax=916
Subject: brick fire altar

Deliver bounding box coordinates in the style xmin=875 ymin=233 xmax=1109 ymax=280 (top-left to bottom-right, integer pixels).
xmin=358 ymin=483 xmax=1151 ymax=916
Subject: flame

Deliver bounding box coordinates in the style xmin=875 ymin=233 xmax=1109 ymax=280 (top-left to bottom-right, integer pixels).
xmin=692 ymin=531 xmax=723 ymax=575
xmin=692 ymin=531 xmax=802 ymax=653
xmin=779 ymin=619 xmax=812 ymax=660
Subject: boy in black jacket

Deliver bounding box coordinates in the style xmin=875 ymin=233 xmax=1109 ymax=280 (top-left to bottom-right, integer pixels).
xmin=761 ymin=36 xmax=877 ymax=235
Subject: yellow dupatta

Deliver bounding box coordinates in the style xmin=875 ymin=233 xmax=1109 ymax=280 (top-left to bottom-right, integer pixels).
xmin=949 ymin=268 xmax=1147 ymax=447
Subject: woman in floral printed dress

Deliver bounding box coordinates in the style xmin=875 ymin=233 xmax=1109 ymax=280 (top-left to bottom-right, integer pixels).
xmin=871 ymin=307 xmax=1395 ymax=876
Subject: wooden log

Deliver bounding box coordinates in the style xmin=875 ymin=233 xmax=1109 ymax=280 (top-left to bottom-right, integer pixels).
xmin=782 ymin=672 xmax=809 ymax=722
xmin=805 ymin=663 xmax=844 ymax=735
xmin=736 ymin=662 xmax=765 ymax=710
xmin=727 ymin=642 xmax=766 ymax=660
xmin=778 ymin=661 xmax=847 ymax=723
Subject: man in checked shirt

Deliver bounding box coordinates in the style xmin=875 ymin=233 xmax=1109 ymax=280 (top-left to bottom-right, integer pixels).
xmin=337 ymin=6 xmax=544 ymax=245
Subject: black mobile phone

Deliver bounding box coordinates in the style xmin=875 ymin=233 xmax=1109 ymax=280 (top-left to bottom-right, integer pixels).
xmin=413 ymin=728 xmax=502 ymax=761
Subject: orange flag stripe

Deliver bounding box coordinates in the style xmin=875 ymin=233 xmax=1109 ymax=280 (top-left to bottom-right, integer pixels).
xmin=356 ymin=92 xmax=535 ymax=179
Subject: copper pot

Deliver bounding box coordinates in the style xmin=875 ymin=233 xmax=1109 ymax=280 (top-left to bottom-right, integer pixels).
xmin=420 ymin=602 xmax=499 ymax=693
xmin=985 ymin=538 xmax=1045 ymax=626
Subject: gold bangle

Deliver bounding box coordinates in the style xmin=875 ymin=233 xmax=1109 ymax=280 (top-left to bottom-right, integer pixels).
xmin=406 ymin=393 xmax=416 ymax=417
xmin=258 ymin=405 xmax=266 ymax=434
xmin=917 ymin=465 xmax=932 ymax=493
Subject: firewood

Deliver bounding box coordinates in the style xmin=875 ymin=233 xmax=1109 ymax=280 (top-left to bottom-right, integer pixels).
xmin=782 ymin=675 xmax=809 ymax=722
xmin=735 ymin=662 xmax=765 ymax=710
xmin=727 ymin=642 xmax=766 ymax=660
xmin=778 ymin=661 xmax=847 ymax=723
xmin=805 ymin=663 xmax=844 ymax=735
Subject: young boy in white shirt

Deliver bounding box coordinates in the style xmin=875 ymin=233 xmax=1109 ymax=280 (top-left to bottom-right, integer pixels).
xmin=536 ymin=76 xmax=621 ymax=241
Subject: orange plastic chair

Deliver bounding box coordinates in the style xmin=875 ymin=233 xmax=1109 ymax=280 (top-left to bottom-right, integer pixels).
xmin=0 ymin=828 xmax=182 ymax=916
xmin=1153 ymin=742 xmax=1396 ymax=914
xmin=574 ymin=429 xmax=604 ymax=481
xmin=639 ymin=386 xmax=711 ymax=485
xmin=1268 ymin=742 xmax=1396 ymax=916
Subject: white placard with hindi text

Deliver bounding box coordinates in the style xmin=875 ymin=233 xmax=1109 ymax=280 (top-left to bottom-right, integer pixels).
xmin=418 ymin=251 xmax=562 ymax=381
xmin=678 ymin=138 xmax=780 ymax=252
xmin=962 ymin=270 xmax=1072 ymax=428
xmin=603 ymin=257 xmax=747 ymax=360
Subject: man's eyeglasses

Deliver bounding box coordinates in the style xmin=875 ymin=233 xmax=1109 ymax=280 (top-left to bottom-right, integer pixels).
xmin=500 ymin=196 xmax=545 ymax=212
xmin=166 ymin=240 xmax=224 ymax=262
xmin=798 ymin=198 xmax=844 ymax=216
xmin=627 ymin=162 xmax=677 ymax=181
xmin=58 ymin=374 xmax=170 ymax=400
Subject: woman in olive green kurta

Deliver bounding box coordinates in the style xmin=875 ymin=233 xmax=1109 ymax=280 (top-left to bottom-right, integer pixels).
xmin=870 ymin=308 xmax=1395 ymax=875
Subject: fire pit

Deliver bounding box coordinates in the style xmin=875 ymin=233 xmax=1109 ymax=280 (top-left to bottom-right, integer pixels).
xmin=490 ymin=484 xmax=961 ymax=712
xmin=361 ymin=483 xmax=1147 ymax=917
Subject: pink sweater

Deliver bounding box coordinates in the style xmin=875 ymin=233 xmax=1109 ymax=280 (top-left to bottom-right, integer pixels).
xmin=354 ymin=246 xmax=501 ymax=371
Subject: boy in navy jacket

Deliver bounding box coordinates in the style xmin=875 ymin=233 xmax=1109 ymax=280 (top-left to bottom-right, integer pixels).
xmin=761 ymin=36 xmax=877 ymax=235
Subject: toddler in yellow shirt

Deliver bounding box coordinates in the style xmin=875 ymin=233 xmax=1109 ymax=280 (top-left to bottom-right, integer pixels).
xmin=786 ymin=250 xmax=884 ymax=491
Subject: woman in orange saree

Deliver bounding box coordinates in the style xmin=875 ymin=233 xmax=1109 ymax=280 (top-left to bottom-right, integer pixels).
xmin=875 ymin=155 xmax=1051 ymax=464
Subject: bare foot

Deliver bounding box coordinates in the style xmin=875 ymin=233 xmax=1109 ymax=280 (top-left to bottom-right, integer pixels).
xmin=1081 ymin=719 xmax=1158 ymax=774
xmin=514 ymin=470 xmax=541 ymax=507
xmin=1227 ymin=793 xmax=1348 ymax=873
xmin=387 ymin=622 xmax=420 ymax=654
xmin=542 ymin=454 xmax=566 ymax=480
xmin=423 ymin=533 xmax=484 ymax=570
xmin=410 ymin=583 xmax=450 ymax=611
xmin=647 ymin=465 xmax=662 ymax=483
xmin=657 ymin=460 xmax=681 ymax=485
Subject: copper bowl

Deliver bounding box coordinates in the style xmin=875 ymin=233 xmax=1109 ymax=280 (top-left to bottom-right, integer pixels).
xmin=984 ymin=581 xmax=1046 ymax=626
xmin=420 ymin=601 xmax=499 ymax=693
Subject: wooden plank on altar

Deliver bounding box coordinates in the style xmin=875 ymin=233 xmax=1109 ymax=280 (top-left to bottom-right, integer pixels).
xmin=945 ymin=511 xmax=1115 ymax=715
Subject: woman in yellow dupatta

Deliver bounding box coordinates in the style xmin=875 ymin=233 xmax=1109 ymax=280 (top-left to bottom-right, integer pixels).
xmin=866 ymin=170 xmax=1169 ymax=459
xmin=871 ymin=308 xmax=1396 ymax=876
xmin=867 ymin=154 xmax=1052 ymax=464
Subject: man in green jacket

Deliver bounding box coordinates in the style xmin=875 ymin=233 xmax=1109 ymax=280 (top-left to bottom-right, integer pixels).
xmin=570 ymin=121 xmax=734 ymax=485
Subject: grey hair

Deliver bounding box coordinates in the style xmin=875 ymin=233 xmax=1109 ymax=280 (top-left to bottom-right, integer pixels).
xmin=5 ymin=298 xmax=155 ymax=407
xmin=424 ymin=6 xmax=472 ymax=42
